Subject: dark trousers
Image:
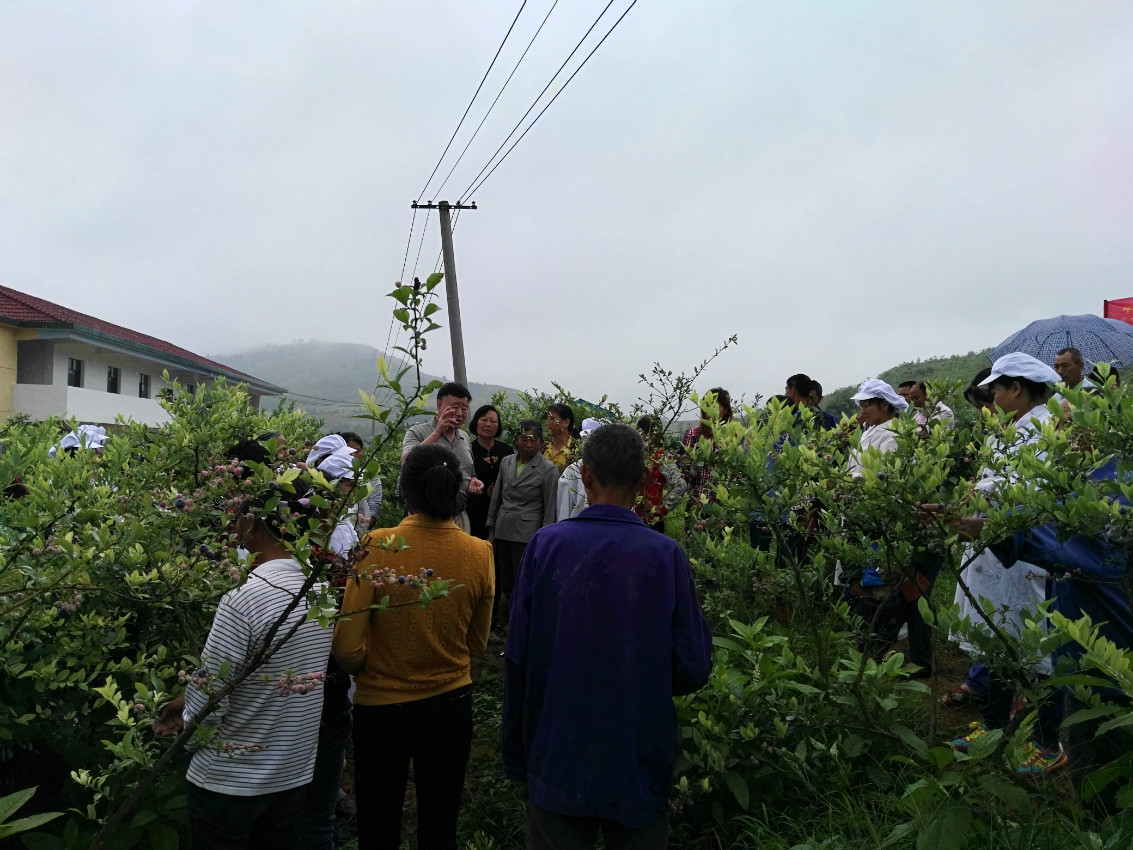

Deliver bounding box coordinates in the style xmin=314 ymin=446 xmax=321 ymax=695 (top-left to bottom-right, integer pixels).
xmin=492 ymin=538 xmax=528 ymax=631
xmin=525 ymin=802 xmax=668 ymax=850
xmin=748 ymin=520 xmax=808 ymax=569
xmin=352 ymin=686 xmax=474 ymax=850
xmin=905 ymin=549 xmax=944 ymax=671
xmin=296 ymin=698 xmax=353 ymax=849
xmin=188 ymin=783 xmax=307 ymax=850
xmin=965 ymin=663 xmax=989 ymax=696
xmin=985 ymin=674 xmax=1064 ymax=749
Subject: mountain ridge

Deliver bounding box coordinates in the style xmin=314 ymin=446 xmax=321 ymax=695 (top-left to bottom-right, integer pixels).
xmin=213 ymin=340 xmax=524 ymax=434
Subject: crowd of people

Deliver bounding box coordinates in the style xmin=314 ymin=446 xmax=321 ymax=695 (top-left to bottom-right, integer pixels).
xmin=54 ymin=342 xmax=1130 ymax=848
xmin=134 ymin=381 xmax=711 ymax=850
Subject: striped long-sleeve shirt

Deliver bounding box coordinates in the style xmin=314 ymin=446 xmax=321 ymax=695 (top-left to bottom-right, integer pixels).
xmin=184 ymin=558 xmax=332 ymax=796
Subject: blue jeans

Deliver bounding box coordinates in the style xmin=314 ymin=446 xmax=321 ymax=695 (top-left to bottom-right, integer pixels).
xmin=296 ymin=698 xmax=353 ymax=849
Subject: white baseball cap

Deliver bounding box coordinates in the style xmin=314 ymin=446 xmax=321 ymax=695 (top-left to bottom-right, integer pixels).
xmin=850 ymin=379 xmax=909 ymax=411
xmin=979 ymin=352 xmax=1061 ymax=386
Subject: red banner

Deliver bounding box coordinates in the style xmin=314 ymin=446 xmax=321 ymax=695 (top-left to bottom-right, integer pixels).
xmin=1104 ymin=298 xmax=1133 ymax=325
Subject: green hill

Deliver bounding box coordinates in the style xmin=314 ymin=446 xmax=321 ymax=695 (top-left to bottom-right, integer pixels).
xmin=822 ymin=349 xmax=993 ymax=417
xmin=214 ymin=341 xmax=521 ymax=435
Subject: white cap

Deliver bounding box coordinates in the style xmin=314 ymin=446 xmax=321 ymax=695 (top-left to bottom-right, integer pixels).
xmin=850 ymin=379 xmax=909 ymax=411
xmin=50 ymin=424 xmax=107 ymax=458
xmin=979 ymin=352 xmax=1061 ymax=386
xmin=306 ymin=434 xmax=347 ymax=466
xmin=316 ymin=446 xmax=357 ymax=482
xmin=580 ymin=417 xmax=604 ymax=437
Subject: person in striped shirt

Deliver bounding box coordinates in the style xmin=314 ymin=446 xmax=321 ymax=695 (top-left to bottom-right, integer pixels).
xmin=157 ymin=473 xmax=333 ymax=847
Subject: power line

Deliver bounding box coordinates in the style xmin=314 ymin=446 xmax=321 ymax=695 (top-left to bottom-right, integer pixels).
xmin=398 ymin=205 xmax=419 ymax=286
xmin=373 ymin=208 xmax=463 ymax=410
xmin=431 ymin=0 xmax=561 ymax=200
xmin=373 ymin=205 xmax=422 ymax=401
xmin=282 ymin=391 xmax=365 ymax=407
xmin=417 ymin=1 xmax=529 ymax=201
xmin=455 ymin=0 xmax=619 ymax=204
xmin=461 ymin=0 xmax=639 ymax=202
xmin=376 ymin=211 xmax=435 ymax=409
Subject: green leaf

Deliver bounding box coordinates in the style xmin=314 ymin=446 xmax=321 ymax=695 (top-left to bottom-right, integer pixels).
xmin=1096 ymin=711 xmax=1133 ymax=736
xmin=722 ymin=771 xmax=749 ymax=810
xmin=917 ymin=801 xmax=971 ymax=850
xmin=0 ymin=811 xmax=62 ymax=839
xmin=891 ymin=723 xmax=927 ymax=757
xmin=711 ymin=637 xmax=743 ymax=652
xmin=0 ymin=787 xmax=35 ymax=825
xmin=149 ymin=822 xmax=180 ymax=850
xmin=977 ymin=772 xmax=1029 ymax=813
xmin=130 ymin=809 xmax=158 ymax=828
xmin=15 ymin=831 xmax=65 ymax=849
xmin=882 ymin=822 xmax=915 ymax=848
xmin=1079 ymin=750 xmax=1133 ymax=802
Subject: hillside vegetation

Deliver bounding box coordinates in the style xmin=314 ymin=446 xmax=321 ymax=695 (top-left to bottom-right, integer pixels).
xmin=822 ymin=348 xmax=993 ymax=417
xmin=217 ymin=341 xmax=1004 ymax=430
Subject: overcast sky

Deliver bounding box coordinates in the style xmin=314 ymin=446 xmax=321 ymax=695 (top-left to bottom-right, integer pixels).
xmin=3 ymin=2 xmax=1131 ymax=409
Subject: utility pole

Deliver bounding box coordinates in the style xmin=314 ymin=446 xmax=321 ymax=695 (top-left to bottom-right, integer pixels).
xmin=411 ymin=200 xmax=477 ymax=387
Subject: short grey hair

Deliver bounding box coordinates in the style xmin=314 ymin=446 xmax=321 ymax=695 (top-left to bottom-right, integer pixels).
xmin=581 ymin=423 xmax=645 ymax=489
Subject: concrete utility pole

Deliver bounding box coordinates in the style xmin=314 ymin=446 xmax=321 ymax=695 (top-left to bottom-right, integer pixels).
xmin=411 ymin=200 xmax=477 ymax=387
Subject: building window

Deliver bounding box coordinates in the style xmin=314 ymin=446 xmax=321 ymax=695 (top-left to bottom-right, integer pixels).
xmin=185 ymin=384 xmax=196 ymax=396
xmin=139 ymin=373 xmax=151 ymax=399
xmin=67 ymin=358 xmax=84 ymax=388
xmin=107 ymin=366 xmax=120 ymax=394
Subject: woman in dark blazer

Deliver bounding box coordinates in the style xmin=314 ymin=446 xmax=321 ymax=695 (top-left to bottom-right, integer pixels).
xmin=486 ymin=418 xmax=559 ymax=631
xmin=466 ymin=404 xmax=514 ymax=540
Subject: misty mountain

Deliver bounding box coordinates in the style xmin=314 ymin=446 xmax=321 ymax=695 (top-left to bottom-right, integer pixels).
xmin=214 ymin=340 xmax=521 ymax=435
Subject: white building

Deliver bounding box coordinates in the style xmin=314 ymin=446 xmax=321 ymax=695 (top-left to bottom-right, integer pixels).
xmin=0 ymin=284 xmax=285 ymax=426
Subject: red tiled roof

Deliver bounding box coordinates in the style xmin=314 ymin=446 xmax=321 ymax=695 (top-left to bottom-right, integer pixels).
xmin=0 ymin=284 xmax=284 ymax=393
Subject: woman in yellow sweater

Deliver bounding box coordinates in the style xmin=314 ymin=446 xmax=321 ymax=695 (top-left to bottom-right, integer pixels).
xmin=332 ymin=443 xmax=494 ymax=850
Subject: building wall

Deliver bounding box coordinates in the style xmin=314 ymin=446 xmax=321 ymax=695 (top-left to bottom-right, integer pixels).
xmin=11 ymin=384 xmax=171 ymax=427
xmin=0 ymin=326 xmax=37 ymax=420
xmin=5 ymin=331 xmax=269 ymax=425
xmin=16 ymin=339 xmax=54 ymax=384
xmin=50 ymin=342 xmax=178 ymax=402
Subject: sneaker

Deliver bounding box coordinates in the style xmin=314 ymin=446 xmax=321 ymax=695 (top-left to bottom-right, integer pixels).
xmin=949 ymin=722 xmax=988 ymax=752
xmin=1016 ymin=742 xmax=1068 ymax=777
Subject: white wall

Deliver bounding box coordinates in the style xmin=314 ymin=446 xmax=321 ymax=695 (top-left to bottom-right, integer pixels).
xmin=11 ymin=339 xmax=265 ymax=426
xmin=12 ymin=384 xmax=172 ymax=426
xmin=51 ymin=342 xmax=180 ymax=400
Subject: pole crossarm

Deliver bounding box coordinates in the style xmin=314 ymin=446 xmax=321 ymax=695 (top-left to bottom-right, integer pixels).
xmin=411 ymin=201 xmax=478 ymax=211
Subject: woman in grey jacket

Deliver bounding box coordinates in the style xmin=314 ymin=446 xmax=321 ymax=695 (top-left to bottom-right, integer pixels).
xmin=487 ymin=418 xmax=559 ymax=632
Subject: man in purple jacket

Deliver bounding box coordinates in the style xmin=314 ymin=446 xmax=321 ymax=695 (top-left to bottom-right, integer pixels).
xmin=502 ymin=423 xmax=713 ymax=849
